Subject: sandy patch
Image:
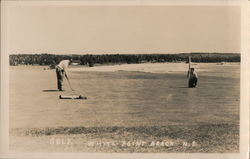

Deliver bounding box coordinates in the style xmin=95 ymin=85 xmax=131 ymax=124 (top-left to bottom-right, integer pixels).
xmin=69 ymin=62 xmax=239 ymax=74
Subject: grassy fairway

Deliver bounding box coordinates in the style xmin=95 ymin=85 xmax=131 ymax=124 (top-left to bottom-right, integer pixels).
xmin=9 ymin=63 xmax=240 ymax=152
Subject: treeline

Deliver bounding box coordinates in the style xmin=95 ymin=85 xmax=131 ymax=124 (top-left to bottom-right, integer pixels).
xmin=9 ymin=53 xmax=240 ymax=67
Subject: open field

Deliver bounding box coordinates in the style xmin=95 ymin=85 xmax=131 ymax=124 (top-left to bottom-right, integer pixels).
xmin=9 ymin=62 xmax=240 ymax=152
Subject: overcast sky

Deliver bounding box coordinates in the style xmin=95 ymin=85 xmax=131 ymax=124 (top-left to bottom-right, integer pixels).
xmin=5 ymin=5 xmax=240 ymax=54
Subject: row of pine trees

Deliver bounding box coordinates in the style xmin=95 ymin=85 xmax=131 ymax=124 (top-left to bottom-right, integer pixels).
xmin=9 ymin=53 xmax=240 ymax=67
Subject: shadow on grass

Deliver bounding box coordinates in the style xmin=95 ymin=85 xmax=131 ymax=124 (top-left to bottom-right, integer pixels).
xmin=43 ymin=89 xmax=60 ymax=92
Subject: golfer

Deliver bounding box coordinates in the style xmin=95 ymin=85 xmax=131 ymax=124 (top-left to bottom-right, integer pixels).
xmin=55 ymin=59 xmax=72 ymax=91
xmin=187 ymin=68 xmax=198 ymax=88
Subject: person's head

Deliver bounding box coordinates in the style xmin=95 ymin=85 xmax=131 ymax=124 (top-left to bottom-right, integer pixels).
xmin=191 ymin=68 xmax=195 ymax=73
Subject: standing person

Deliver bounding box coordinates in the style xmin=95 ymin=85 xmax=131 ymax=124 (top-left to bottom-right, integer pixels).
xmin=55 ymin=59 xmax=72 ymax=91
xmin=187 ymin=68 xmax=198 ymax=88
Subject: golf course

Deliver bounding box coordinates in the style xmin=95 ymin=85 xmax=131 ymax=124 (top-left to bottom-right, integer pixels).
xmin=9 ymin=62 xmax=240 ymax=153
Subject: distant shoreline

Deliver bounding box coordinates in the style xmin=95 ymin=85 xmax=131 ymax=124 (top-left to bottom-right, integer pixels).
xmin=68 ymin=62 xmax=240 ymax=73
xmin=10 ymin=62 xmax=240 ymax=77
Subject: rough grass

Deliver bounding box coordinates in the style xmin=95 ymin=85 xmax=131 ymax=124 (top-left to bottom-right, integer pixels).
xmin=10 ymin=124 xmax=239 ymax=153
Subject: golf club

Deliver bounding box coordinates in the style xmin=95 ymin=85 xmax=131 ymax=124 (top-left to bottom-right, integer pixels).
xmin=66 ymin=78 xmax=75 ymax=91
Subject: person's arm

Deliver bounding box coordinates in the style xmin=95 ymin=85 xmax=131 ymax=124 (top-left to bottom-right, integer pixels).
xmin=187 ymin=70 xmax=190 ymax=78
xmin=63 ymin=60 xmax=70 ymax=79
xmin=64 ymin=69 xmax=69 ymax=79
xmin=194 ymin=72 xmax=198 ymax=78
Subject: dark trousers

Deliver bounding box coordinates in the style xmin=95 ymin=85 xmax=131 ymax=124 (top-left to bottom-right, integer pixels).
xmin=189 ymin=77 xmax=198 ymax=88
xmin=56 ymin=67 xmax=65 ymax=90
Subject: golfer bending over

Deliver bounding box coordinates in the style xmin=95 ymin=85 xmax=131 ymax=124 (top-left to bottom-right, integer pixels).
xmin=187 ymin=68 xmax=198 ymax=88
xmin=56 ymin=59 xmax=72 ymax=91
